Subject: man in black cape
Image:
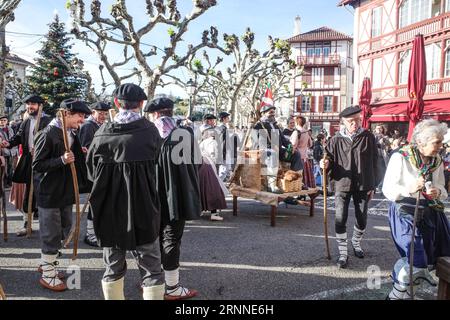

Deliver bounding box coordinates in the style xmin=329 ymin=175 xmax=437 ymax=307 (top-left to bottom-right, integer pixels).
xmin=1 ymin=94 xmax=51 ymax=236
xmin=78 ymin=101 xmax=111 ymax=247
xmin=320 ymin=106 xmax=380 ymax=269
xmin=87 ymin=84 xmax=165 ymax=300
xmin=145 ymin=96 xmax=201 ymax=300
xmin=33 ymin=99 xmax=91 ymax=292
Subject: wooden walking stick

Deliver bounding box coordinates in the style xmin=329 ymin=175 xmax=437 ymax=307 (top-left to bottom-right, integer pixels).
xmin=409 ymin=182 xmax=425 ymax=300
xmin=108 ymin=109 xmax=117 ymax=122
xmin=322 ymin=152 xmax=331 ymax=260
xmin=64 ymin=195 xmax=90 ymax=247
xmin=1 ymin=165 xmax=7 ymax=242
xmin=26 ymin=105 xmax=43 ymax=237
xmin=59 ymin=110 xmax=81 ymax=260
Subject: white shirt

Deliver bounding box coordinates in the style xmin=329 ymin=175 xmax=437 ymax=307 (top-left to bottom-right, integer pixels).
xmin=382 ymin=152 xmax=448 ymax=202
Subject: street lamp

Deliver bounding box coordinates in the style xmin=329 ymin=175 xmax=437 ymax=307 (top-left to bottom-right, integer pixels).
xmin=186 ymin=78 xmax=196 ymax=118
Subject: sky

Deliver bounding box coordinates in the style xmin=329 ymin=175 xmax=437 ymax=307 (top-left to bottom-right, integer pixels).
xmin=5 ymin=0 xmax=355 ymax=98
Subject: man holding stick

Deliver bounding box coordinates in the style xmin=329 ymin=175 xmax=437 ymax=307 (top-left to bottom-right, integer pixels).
xmin=1 ymin=95 xmax=51 ymax=236
xmin=320 ymin=106 xmax=380 ymax=269
xmin=32 ymin=99 xmax=91 ymax=291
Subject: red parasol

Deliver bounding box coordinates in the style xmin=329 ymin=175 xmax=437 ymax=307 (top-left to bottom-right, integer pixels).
xmin=359 ymin=77 xmax=372 ymax=130
xmin=407 ymin=34 xmax=427 ymax=141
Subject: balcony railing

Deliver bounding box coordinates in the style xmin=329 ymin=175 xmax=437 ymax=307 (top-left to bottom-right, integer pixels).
xmin=297 ymin=54 xmax=341 ymax=66
xmin=395 ymin=78 xmax=450 ymax=98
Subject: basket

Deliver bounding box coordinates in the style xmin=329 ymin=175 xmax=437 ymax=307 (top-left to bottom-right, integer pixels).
xmin=278 ymin=178 xmax=302 ymax=193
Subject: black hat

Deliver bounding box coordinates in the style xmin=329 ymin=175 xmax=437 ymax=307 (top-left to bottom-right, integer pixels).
xmin=218 ymin=111 xmax=230 ymax=120
xmin=113 ymin=83 xmax=147 ymax=101
xmin=260 ymin=104 xmax=276 ymax=113
xmin=339 ymin=105 xmax=361 ymax=118
xmin=144 ymin=97 xmax=174 ymax=113
xmin=60 ymin=99 xmax=92 ymax=114
xmin=0 ymin=114 xmax=7 ymax=120
xmin=90 ymin=102 xmax=111 ymax=111
xmin=203 ymin=114 xmax=217 ymax=120
xmin=23 ymin=94 xmax=45 ymax=104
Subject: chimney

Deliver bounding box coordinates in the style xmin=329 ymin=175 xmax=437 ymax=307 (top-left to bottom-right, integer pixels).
xmin=294 ymin=16 xmax=301 ymax=36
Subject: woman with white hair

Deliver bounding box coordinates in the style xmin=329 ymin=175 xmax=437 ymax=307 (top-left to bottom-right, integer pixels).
xmin=382 ymin=119 xmax=450 ymax=300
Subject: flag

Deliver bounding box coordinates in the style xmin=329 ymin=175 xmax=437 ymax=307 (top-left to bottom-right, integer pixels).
xmin=259 ymin=84 xmax=274 ymax=111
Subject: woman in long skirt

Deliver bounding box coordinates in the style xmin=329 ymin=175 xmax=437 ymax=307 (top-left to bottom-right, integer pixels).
xmin=382 ymin=119 xmax=450 ymax=300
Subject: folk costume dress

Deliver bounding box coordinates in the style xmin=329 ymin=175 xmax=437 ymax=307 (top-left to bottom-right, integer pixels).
xmin=383 ymin=146 xmax=450 ymax=299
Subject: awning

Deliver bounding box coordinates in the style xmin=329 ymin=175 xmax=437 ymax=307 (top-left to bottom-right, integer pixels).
xmin=369 ymin=99 xmax=450 ymax=122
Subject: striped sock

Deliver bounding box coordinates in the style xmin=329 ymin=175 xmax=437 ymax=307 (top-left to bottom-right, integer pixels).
xmin=351 ymin=226 xmax=365 ymax=252
xmin=336 ymin=233 xmax=348 ymax=258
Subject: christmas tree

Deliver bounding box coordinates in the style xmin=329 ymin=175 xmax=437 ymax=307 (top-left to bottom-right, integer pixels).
xmin=26 ymin=14 xmax=86 ymax=116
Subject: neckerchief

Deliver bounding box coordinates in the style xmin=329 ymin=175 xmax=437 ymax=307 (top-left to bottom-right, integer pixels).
xmin=399 ymin=145 xmax=444 ymax=212
xmin=340 ymin=127 xmax=364 ymax=141
xmin=87 ymin=115 xmax=102 ymax=127
xmin=49 ymin=118 xmax=75 ymax=149
xmin=114 ymin=110 xmax=142 ymax=124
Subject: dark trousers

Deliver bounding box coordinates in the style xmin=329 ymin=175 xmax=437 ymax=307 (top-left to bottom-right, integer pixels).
xmin=335 ymin=190 xmax=369 ymax=234
xmin=160 ymin=219 xmax=186 ymax=271
xmin=289 ymin=150 xmax=303 ymax=172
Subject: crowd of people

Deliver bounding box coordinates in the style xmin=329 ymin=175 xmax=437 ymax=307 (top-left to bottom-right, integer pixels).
xmin=0 ymin=83 xmax=449 ymax=300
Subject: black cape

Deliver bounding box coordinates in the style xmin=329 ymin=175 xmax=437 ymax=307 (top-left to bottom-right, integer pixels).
xmin=86 ymin=118 xmax=162 ymax=250
xmin=78 ymin=119 xmax=100 ymax=149
xmin=32 ymin=125 xmax=90 ymax=208
xmin=325 ymin=130 xmax=380 ymax=192
xmin=157 ymin=126 xmax=201 ymax=223
xmin=10 ymin=115 xmax=52 ymax=183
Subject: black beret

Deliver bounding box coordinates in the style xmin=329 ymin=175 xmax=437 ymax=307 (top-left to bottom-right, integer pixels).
xmin=23 ymin=94 xmax=45 ymax=104
xmin=339 ymin=105 xmax=361 ymax=118
xmin=218 ymin=111 xmax=230 ymax=119
xmin=113 ymin=83 xmax=147 ymax=101
xmin=0 ymin=114 xmax=8 ymax=120
xmin=60 ymin=99 xmax=92 ymax=114
xmin=90 ymin=102 xmax=111 ymax=111
xmin=203 ymin=114 xmax=217 ymax=120
xmin=260 ymin=104 xmax=276 ymax=113
xmin=144 ymin=97 xmax=174 ymax=113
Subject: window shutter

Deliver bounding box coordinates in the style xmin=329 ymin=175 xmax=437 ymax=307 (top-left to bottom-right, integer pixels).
xmin=310 ymin=96 xmax=316 ymax=112
xmin=296 ymin=96 xmax=302 ymax=112
xmin=332 ymin=96 xmax=338 ymax=113
xmin=318 ymin=96 xmax=324 ymax=113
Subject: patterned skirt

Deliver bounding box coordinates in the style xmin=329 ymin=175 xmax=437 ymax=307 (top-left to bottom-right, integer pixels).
xmin=9 ymin=182 xmax=25 ymax=211
xmin=198 ymin=161 xmax=227 ymax=212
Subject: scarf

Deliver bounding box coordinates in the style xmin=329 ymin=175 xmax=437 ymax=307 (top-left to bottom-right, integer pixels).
xmin=49 ymin=118 xmax=75 ymax=149
xmin=340 ymin=127 xmax=364 ymax=141
xmin=114 ymin=110 xmax=142 ymax=124
xmin=399 ymin=145 xmax=444 ymax=212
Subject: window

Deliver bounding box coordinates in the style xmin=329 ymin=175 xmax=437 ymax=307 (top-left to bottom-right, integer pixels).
xmin=324 ymin=67 xmax=334 ymax=86
xmin=303 ymin=67 xmax=312 ymax=85
xmin=323 ymin=96 xmax=333 ymax=112
xmin=301 ymin=96 xmax=311 ymax=112
xmin=372 ymin=58 xmax=383 ymax=88
xmin=399 ymin=50 xmax=411 ymax=84
xmin=445 ymin=40 xmax=450 ymax=77
xmin=307 ymin=48 xmax=315 ymax=57
xmin=323 ymin=47 xmax=331 ymax=57
xmin=371 ymin=7 xmax=382 ymax=38
xmin=399 ymin=0 xmax=431 ymax=29
xmin=447 ymin=0 xmax=450 ymax=12
xmin=315 ymin=48 xmax=322 ymax=56
xmin=426 ymin=42 xmax=441 ymax=80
